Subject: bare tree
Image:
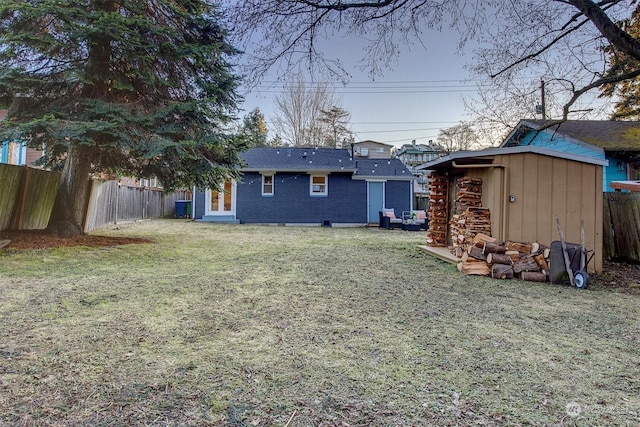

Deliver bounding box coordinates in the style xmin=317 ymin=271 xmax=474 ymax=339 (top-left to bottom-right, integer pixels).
xmin=272 ymin=75 xmax=340 ymax=147
xmin=436 ymin=122 xmax=480 ymax=154
xmin=225 ymin=1 xmax=640 ymax=126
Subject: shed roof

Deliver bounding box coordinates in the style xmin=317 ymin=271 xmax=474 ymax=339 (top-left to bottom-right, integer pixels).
xmin=502 ymin=119 xmax=640 ymax=151
xmin=416 ymin=145 xmax=609 ymax=172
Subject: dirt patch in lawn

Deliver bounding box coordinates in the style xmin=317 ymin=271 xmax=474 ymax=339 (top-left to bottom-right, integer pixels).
xmin=592 ymin=259 xmax=640 ymax=293
xmin=0 ymin=229 xmax=152 ymax=250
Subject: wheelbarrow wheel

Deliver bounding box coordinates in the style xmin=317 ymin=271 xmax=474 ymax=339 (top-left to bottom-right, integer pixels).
xmin=574 ymin=270 xmax=589 ymax=289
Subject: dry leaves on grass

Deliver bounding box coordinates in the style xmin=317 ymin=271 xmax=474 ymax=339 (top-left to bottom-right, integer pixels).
xmin=0 ymin=229 xmax=152 ymax=250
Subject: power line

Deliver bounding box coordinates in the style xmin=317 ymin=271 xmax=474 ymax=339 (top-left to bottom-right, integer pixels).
xmin=351 ymin=121 xmax=461 ymax=125
xmin=351 ymin=127 xmax=445 ymax=133
xmin=249 ymin=89 xmax=479 ymax=94
xmin=364 ymin=134 xmax=440 ymax=144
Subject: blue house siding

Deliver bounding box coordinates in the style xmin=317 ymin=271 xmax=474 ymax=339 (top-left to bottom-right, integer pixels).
xmin=191 ymin=147 xmax=414 ymax=224
xmin=1 ymin=141 xmax=26 ymax=165
xmin=384 ymin=180 xmax=412 ymax=216
xmin=520 ymin=130 xmax=604 ymax=159
xmin=236 ymin=172 xmax=367 ymax=224
xmin=194 ymin=189 xmax=206 ymax=219
xmin=605 ymin=156 xmax=629 ymax=191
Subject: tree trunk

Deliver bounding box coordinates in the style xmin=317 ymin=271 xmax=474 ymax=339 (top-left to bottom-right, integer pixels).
xmin=46 ymin=0 xmax=115 ymax=237
xmin=46 ymin=145 xmax=94 ymax=237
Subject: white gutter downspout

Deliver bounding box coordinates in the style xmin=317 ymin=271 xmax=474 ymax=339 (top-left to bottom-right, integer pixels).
xmin=452 ymin=161 xmax=508 ymax=242
xmin=191 ymin=185 xmax=196 ymax=219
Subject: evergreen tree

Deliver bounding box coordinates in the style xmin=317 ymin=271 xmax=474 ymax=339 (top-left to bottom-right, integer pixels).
xmin=601 ymin=6 xmax=640 ymax=120
xmin=240 ymin=108 xmax=269 ymax=147
xmin=319 ymin=106 xmax=354 ymax=148
xmin=0 ymin=0 xmax=244 ymax=236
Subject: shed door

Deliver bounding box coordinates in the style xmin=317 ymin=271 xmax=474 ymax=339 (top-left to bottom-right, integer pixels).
xmin=368 ymin=181 xmax=384 ymax=223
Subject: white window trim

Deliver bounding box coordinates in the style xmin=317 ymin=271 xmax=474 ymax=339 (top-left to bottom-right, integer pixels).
xmin=262 ymin=173 xmax=274 ymax=196
xmin=310 ymin=174 xmax=328 ymax=196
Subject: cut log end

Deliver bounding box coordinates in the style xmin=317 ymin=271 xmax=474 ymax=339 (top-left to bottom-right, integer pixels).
xmin=520 ymin=271 xmax=548 ymax=282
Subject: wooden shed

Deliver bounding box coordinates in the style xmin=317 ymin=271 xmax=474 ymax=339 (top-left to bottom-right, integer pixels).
xmin=418 ymin=146 xmax=608 ymax=274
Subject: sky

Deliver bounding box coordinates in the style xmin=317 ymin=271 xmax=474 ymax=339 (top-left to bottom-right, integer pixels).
xmin=239 ymin=28 xmax=487 ymax=149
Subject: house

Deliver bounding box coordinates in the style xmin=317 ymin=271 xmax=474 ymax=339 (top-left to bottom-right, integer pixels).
xmin=0 ymin=110 xmax=43 ymax=166
xmin=417 ymin=146 xmax=607 ymax=273
xmin=500 ymin=119 xmax=640 ymax=192
xmin=394 ymin=140 xmax=445 ymax=209
xmin=352 ymin=140 xmax=393 ymax=159
xmin=192 ymin=147 xmax=414 ymax=225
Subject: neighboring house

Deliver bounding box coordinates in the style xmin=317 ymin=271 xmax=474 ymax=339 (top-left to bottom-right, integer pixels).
xmin=352 ymin=140 xmax=393 ymax=159
xmin=417 ymin=146 xmax=608 ymax=273
xmin=192 ymin=147 xmax=413 ymax=225
xmin=501 ymin=119 xmax=640 ymax=192
xmin=0 ymin=110 xmax=43 ymax=166
xmin=394 ymin=140 xmax=445 ymax=209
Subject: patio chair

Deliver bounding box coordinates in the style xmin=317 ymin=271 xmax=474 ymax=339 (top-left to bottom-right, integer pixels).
xmin=379 ymin=208 xmax=403 ymax=229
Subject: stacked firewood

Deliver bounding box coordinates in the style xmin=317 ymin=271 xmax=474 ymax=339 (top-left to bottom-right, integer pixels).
xmin=426 ymin=173 xmax=448 ymax=247
xmin=457 ymin=233 xmax=551 ymax=281
xmin=454 ymin=176 xmax=483 ymax=212
xmin=449 ymin=207 xmax=491 ymax=257
xmin=448 ymin=176 xmax=490 ymax=257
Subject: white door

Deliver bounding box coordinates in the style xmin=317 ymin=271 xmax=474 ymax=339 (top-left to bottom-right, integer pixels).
xmin=205 ymin=180 xmax=236 ymax=216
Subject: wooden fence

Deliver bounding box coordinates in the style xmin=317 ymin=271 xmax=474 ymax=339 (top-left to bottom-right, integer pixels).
xmin=603 ymin=192 xmax=640 ymax=261
xmin=0 ymin=164 xmax=59 ymax=230
xmin=0 ymin=163 xmax=187 ymax=232
xmin=83 ymin=180 xmax=187 ymax=232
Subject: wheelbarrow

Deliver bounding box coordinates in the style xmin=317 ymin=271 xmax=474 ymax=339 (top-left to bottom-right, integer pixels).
xmin=550 ymin=217 xmax=595 ymax=289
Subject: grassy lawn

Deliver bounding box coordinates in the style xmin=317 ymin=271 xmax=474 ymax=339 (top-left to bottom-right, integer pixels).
xmin=1 ymin=220 xmax=639 ymax=426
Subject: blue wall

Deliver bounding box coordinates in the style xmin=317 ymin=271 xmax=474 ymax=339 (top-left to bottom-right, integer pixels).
xmin=605 ymin=156 xmax=629 ymax=192
xmin=384 ymin=180 xmax=412 ymax=217
xmin=1 ymin=141 xmax=26 ymax=165
xmin=194 ymin=189 xmax=206 ymax=219
xmin=194 ymin=172 xmax=413 ymax=224
xmin=236 ymin=172 xmax=367 ymax=223
xmin=521 ymin=131 xmax=604 ymax=159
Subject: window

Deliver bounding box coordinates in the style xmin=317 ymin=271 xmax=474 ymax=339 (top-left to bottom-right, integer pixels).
xmin=310 ymin=175 xmax=327 ymax=196
xmin=376 ymin=147 xmax=384 ymax=153
xmin=360 ymin=147 xmax=369 ymax=156
xmin=262 ymin=174 xmax=274 ymax=196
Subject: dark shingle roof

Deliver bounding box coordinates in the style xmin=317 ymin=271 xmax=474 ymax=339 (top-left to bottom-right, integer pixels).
xmin=240 ymin=147 xmax=412 ymax=179
xmin=353 ymin=158 xmax=413 ymax=179
xmin=515 ymin=120 xmax=640 ymax=150
xmin=241 ymin=148 xmax=356 ymax=172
